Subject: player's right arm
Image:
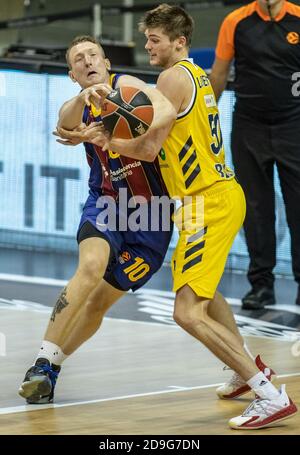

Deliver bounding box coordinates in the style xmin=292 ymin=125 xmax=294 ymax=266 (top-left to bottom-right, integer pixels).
xmin=57 ymin=83 xmax=111 ymax=130
xmin=55 ymin=81 xmax=177 ymax=160
xmin=99 ymin=84 xmax=177 ymax=161
xmin=57 ymin=95 xmax=86 ymax=130
xmin=95 ymin=67 xmax=184 ymax=161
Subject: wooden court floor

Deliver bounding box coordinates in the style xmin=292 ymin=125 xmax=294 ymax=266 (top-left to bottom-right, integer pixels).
xmin=0 ymin=304 xmax=299 ymax=435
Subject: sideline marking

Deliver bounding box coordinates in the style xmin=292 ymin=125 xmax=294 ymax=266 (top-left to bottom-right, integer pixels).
xmin=0 ymin=372 xmax=299 ymax=416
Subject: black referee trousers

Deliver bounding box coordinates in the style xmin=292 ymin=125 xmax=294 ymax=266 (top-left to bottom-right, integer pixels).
xmin=231 ymin=111 xmax=300 ymax=288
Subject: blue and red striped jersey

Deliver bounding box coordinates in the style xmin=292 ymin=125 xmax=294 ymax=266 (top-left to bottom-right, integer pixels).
xmin=82 ymin=74 xmax=168 ymax=201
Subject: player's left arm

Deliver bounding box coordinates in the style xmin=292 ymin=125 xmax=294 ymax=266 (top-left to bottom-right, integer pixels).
xmin=92 ymin=68 xmax=181 ymax=161
xmin=115 ymin=74 xmax=148 ymax=90
xmin=116 ymin=73 xmax=178 ymax=132
xmin=55 ymin=75 xmax=178 ymax=160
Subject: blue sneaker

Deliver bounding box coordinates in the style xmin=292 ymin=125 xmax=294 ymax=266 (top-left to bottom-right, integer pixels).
xmin=18 ymin=358 xmax=61 ymax=404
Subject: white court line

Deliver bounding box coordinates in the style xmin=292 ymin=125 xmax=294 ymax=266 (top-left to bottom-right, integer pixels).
xmin=0 ymin=372 xmax=299 ymax=417
xmin=0 ymin=273 xmax=67 ymax=287
xmin=0 ymin=382 xmax=228 ymax=416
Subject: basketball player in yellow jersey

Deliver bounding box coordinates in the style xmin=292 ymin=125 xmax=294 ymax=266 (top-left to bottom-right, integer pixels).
xmin=56 ymin=4 xmax=297 ymax=430
xmin=137 ymin=4 xmax=296 ymax=430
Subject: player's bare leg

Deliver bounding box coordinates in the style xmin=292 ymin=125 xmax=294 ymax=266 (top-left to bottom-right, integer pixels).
xmin=173 ymin=283 xmax=297 ymax=431
xmin=18 ymin=236 xmax=111 ymax=403
xmin=44 ymin=237 xmax=111 ymax=346
xmin=174 ymin=285 xmax=259 ymax=380
xmin=62 ymin=280 xmax=125 ymax=355
xmin=208 ymin=291 xmax=275 ymax=398
xmin=208 ymin=291 xmax=244 ymax=346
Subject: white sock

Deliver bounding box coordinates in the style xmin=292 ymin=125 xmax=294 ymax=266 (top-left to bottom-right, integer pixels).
xmin=247 ymin=372 xmax=280 ymax=400
xmin=51 ymin=347 xmax=68 ymax=366
xmin=243 ymin=342 xmax=255 ymax=360
xmin=36 ymin=340 xmax=68 ymax=366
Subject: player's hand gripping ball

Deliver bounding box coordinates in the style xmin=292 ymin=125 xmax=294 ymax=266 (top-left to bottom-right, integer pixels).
xmin=101 ymin=86 xmax=154 ymax=139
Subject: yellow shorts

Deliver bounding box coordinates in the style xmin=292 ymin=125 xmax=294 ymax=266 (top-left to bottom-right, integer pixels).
xmin=172 ymin=180 xmax=246 ymax=298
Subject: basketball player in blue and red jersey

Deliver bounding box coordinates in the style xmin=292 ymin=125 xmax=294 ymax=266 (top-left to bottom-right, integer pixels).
xmin=18 ymin=35 xmax=176 ymax=404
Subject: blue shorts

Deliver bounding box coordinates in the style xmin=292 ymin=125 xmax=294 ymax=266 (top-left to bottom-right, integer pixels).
xmin=77 ymin=190 xmax=173 ymax=292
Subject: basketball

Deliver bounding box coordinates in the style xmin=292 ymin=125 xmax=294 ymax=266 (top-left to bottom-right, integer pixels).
xmin=101 ymin=86 xmax=154 ymax=140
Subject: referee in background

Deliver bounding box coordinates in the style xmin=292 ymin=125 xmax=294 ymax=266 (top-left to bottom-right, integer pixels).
xmin=210 ymin=0 xmax=300 ymax=309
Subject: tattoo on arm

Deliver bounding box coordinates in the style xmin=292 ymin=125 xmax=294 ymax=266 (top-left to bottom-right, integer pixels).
xmin=51 ymin=287 xmax=69 ymax=322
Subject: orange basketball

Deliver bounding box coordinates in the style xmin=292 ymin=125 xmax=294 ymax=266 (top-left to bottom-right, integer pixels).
xmin=101 ymin=86 xmax=154 ymax=140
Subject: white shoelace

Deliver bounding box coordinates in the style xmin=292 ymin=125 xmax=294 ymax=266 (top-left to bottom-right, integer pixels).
xmin=243 ymin=395 xmax=285 ymax=418
xmin=243 ymin=398 xmax=270 ymax=417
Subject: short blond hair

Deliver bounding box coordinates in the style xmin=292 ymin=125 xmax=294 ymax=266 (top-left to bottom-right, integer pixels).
xmin=66 ymin=35 xmax=105 ymax=68
xmin=138 ymin=3 xmax=194 ymax=47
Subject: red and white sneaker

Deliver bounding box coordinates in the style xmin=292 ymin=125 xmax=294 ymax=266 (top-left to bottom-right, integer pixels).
xmin=216 ymin=355 xmax=275 ymax=399
xmin=229 ymin=384 xmax=297 ymax=430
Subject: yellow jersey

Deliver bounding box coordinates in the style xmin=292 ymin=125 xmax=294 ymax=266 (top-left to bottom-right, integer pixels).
xmin=159 ymin=59 xmax=234 ymax=199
